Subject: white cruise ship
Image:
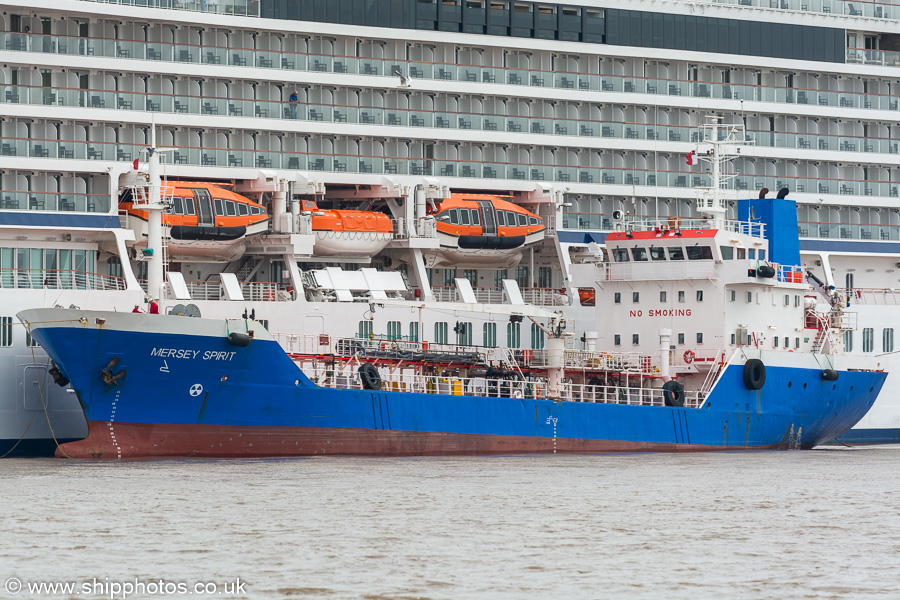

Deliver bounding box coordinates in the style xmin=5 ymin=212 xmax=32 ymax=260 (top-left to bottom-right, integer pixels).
xmin=2 ymin=0 xmax=899 ymax=453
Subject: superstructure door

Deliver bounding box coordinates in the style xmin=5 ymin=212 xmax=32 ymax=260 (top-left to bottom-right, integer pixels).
xmin=477 ymin=200 xmax=496 ymax=235
xmin=195 ymin=188 xmax=214 ymax=226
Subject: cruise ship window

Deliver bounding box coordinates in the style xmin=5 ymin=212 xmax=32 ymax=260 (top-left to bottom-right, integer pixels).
xmin=862 ymin=328 xmax=874 ymax=352
xmin=667 ymin=247 xmax=685 ymax=261
xmin=696 ymin=332 xmax=703 ymax=344
xmin=678 ymin=291 xmax=685 ymax=302
xmin=720 ymin=246 xmax=734 ymax=260
xmin=632 ymin=292 xmax=639 ymax=303
xmin=678 ymin=333 xmax=685 ymax=345
xmin=649 ymin=246 xmax=666 ymax=261
xmin=748 ymin=249 xmax=756 ymax=259
xmin=225 ymin=201 xmax=237 ymax=217
xmin=737 ymin=248 xmax=746 ymax=259
xmin=0 ymin=317 xmax=12 ymax=347
xmin=632 ymin=334 xmax=639 ymax=345
xmin=631 ymin=247 xmax=648 ymax=261
xmin=686 ymin=246 xmax=713 ymax=260
xmin=614 ymin=292 xmax=621 ymax=304
xmin=660 ymin=291 xmax=667 ymax=302
xmin=696 ymin=290 xmax=704 ymax=302
xmin=460 ymin=210 xmax=470 ymax=225
xmin=614 ymin=334 xmax=621 ymax=346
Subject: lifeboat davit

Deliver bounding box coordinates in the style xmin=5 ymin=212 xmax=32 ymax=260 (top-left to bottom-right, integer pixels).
xmin=121 ymin=181 xmax=269 ymax=263
xmin=425 ymin=193 xmax=545 ymax=268
xmin=304 ymin=200 xmax=394 ymax=256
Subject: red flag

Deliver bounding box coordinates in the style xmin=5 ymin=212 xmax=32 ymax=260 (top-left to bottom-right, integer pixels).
xmin=133 ymin=158 xmax=139 ymax=170
xmin=685 ymin=151 xmax=695 ymax=166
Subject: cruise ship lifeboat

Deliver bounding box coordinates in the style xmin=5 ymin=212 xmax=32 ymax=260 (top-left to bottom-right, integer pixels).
xmin=425 ymin=193 xmax=545 ymax=268
xmin=121 ymin=182 xmax=268 ymax=263
xmin=303 ymin=200 xmax=394 ymax=256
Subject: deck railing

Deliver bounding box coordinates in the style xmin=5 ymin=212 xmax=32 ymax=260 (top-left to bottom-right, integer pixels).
xmin=0 ymin=268 xmax=126 ymax=290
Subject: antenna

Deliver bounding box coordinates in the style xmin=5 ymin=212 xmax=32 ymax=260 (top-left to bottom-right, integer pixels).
xmin=692 ymin=115 xmax=754 ymax=229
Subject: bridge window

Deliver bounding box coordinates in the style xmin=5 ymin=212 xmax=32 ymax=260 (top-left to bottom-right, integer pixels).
xmin=759 ymin=250 xmax=766 ymax=260
xmin=737 ymin=248 xmax=746 ymax=259
xmin=649 ymin=246 xmax=666 ymax=261
xmin=862 ymin=327 xmax=873 ymax=352
xmin=884 ymin=328 xmax=894 ymax=352
xmin=613 ymin=248 xmax=630 ymax=262
xmin=483 ymin=322 xmax=497 ymax=347
xmin=720 ymin=246 xmax=734 ymax=260
xmin=748 ymin=249 xmax=756 ymax=259
xmin=631 ymin=247 xmax=648 ymax=261
xmin=667 ymin=247 xmax=685 ymax=260
xmin=686 ymin=246 xmax=713 ymax=260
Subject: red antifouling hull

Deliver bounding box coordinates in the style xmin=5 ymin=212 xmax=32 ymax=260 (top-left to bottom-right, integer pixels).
xmin=54 ymin=421 xmax=782 ymax=459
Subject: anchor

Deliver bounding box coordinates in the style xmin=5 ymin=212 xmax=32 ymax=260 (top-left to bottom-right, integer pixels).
xmin=100 ymin=357 xmax=127 ymax=386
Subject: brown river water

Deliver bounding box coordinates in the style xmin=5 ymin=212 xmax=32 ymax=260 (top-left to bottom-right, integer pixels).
xmin=3 ymin=447 xmax=900 ymax=599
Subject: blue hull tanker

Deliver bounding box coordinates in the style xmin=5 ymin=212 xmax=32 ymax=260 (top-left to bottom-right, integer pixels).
xmin=19 ymin=309 xmax=886 ymax=459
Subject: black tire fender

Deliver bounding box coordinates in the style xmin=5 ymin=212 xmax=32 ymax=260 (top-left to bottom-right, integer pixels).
xmin=822 ymin=369 xmax=839 ymax=381
xmin=663 ymin=379 xmax=685 ymax=407
xmin=359 ymin=363 xmax=382 ymax=391
xmin=743 ymin=359 xmax=766 ymax=390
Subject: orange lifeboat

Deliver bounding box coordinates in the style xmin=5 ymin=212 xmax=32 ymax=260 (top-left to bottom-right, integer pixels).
xmin=425 ymin=193 xmax=545 ymax=268
xmin=303 ymin=199 xmax=394 ymax=256
xmin=121 ymin=181 xmax=268 ymax=262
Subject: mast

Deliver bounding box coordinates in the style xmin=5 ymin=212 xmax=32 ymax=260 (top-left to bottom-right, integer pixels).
xmin=132 ymin=125 xmax=168 ymax=301
xmin=695 ymin=115 xmax=753 ymax=230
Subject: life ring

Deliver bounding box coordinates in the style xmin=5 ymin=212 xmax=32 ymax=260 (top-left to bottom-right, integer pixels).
xmin=662 ymin=380 xmax=685 ymax=407
xmin=358 ymin=363 xmax=382 ymax=391
xmin=683 ymin=350 xmax=695 ymax=364
xmin=743 ymin=358 xmax=766 ymax=390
